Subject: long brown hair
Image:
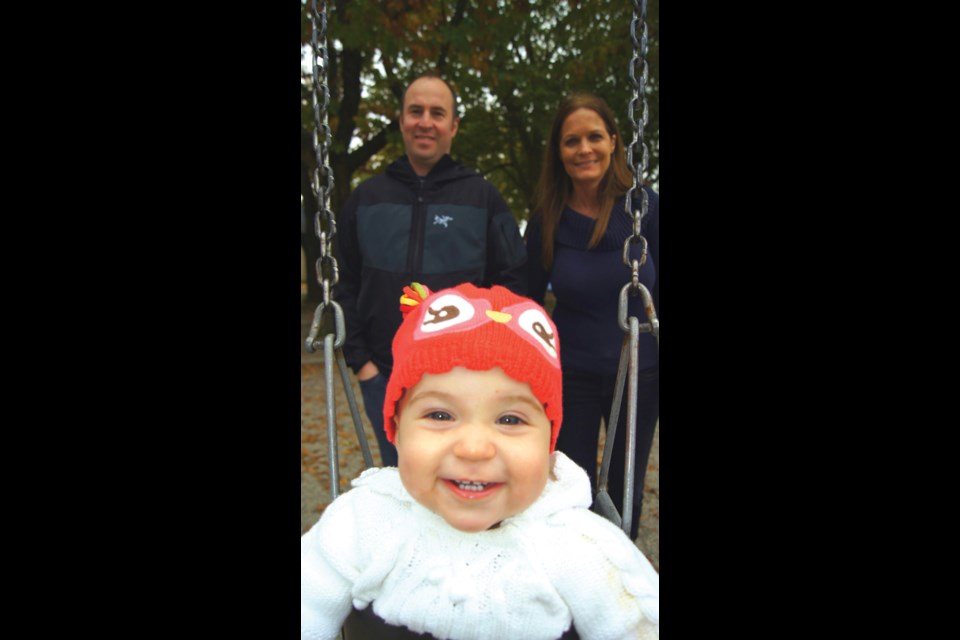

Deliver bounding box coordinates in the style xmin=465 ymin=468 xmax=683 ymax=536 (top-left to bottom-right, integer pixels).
xmin=531 ymin=93 xmax=633 ymax=269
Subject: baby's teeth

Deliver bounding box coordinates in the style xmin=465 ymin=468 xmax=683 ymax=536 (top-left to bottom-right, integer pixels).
xmin=455 ymin=480 xmax=490 ymax=491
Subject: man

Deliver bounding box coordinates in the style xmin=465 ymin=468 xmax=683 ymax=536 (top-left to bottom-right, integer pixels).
xmin=335 ymin=74 xmax=527 ymax=467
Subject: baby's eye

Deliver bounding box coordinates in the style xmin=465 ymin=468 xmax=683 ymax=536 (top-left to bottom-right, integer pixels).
xmin=425 ymin=411 xmax=453 ymax=421
xmin=496 ymin=415 xmax=526 ymax=426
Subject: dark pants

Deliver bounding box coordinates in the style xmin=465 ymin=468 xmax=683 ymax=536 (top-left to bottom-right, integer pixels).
xmin=344 ymin=606 xmax=580 ymax=640
xmin=358 ymin=372 xmax=399 ymax=467
xmin=556 ymin=367 xmax=659 ymax=536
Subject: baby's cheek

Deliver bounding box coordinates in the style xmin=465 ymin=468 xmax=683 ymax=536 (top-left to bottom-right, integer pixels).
xmin=396 ymin=459 xmax=417 ymax=495
xmin=518 ymin=463 xmax=550 ymax=510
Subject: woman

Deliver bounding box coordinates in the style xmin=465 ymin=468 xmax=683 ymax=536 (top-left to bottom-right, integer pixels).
xmin=525 ymin=93 xmax=659 ymax=537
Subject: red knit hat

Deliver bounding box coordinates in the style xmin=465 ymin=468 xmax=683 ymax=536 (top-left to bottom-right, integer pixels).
xmin=384 ymin=282 xmax=563 ymax=451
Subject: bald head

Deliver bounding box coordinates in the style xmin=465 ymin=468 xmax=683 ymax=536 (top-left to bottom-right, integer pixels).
xmin=402 ymin=75 xmax=458 ymax=119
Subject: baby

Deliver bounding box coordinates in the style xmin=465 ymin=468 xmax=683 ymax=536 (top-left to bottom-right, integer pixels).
xmin=301 ymin=283 xmax=659 ymax=639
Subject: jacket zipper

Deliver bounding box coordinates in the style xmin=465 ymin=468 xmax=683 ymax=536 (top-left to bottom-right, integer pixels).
xmin=407 ymin=177 xmax=426 ymax=277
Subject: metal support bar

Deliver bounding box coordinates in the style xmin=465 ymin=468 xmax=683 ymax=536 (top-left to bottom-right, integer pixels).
xmin=336 ymin=349 xmax=374 ymax=469
xmin=620 ymin=317 xmax=640 ymax=538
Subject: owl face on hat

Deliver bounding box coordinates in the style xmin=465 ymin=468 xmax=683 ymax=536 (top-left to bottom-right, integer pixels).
xmin=384 ymin=283 xmax=563 ymax=452
xmin=413 ymin=290 xmax=559 ymax=364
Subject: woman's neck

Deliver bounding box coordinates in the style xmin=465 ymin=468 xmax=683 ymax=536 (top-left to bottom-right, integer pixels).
xmin=567 ymin=183 xmax=601 ymax=219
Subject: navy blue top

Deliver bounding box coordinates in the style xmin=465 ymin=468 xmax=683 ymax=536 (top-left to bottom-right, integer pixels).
xmin=525 ymin=189 xmax=659 ymax=375
xmin=335 ymin=155 xmax=527 ymax=374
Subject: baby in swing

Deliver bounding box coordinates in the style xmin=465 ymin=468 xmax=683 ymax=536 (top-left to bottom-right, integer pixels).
xmin=301 ymin=283 xmax=659 ymax=640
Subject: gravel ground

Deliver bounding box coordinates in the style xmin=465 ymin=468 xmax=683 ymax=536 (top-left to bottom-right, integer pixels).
xmin=300 ymin=302 xmax=659 ymax=571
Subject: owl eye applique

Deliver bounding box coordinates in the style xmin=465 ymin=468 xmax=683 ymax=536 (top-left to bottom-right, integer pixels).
xmin=515 ymin=307 xmax=559 ymax=362
xmin=418 ymin=293 xmax=477 ymax=333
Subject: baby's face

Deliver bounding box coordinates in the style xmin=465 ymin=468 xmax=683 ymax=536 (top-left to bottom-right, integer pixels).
xmin=394 ymin=366 xmax=552 ymax=532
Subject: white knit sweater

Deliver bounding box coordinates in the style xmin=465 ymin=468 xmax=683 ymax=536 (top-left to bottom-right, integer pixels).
xmin=300 ymin=451 xmax=659 ymax=640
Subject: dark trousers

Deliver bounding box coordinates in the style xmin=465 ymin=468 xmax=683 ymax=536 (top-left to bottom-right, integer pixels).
xmin=556 ymin=367 xmax=659 ymax=536
xmin=344 ymin=606 xmax=580 ymax=640
xmin=358 ymin=372 xmax=399 ymax=467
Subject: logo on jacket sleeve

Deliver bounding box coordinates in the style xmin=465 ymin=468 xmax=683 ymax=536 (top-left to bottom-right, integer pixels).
xmin=433 ymin=214 xmax=454 ymax=228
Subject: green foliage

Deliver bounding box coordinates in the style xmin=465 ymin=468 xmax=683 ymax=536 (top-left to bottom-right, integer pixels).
xmin=301 ymin=0 xmax=659 ymax=221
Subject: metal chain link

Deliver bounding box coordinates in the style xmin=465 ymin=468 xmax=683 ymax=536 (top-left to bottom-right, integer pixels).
xmin=607 ymin=0 xmax=656 ymax=538
xmin=623 ymin=0 xmax=650 ymax=286
xmin=312 ymin=0 xmax=337 ymax=305
xmin=619 ymin=0 xmax=657 ymax=346
xmin=307 ymin=0 xmax=342 ymax=499
xmin=306 ymin=0 xmax=342 ymax=354
xmin=304 ymin=2 xmax=375 ymax=499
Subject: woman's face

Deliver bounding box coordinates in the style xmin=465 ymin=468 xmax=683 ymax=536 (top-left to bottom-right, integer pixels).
xmin=558 ymin=108 xmax=616 ymax=189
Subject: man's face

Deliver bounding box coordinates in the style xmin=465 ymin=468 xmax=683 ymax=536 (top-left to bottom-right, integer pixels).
xmin=400 ymin=78 xmax=460 ymax=176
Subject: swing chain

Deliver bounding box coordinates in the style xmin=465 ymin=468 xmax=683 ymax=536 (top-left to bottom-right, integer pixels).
xmin=311 ymin=0 xmax=337 ymax=309
xmin=623 ymin=0 xmax=650 ymax=293
xmin=306 ymin=0 xmax=344 ymax=354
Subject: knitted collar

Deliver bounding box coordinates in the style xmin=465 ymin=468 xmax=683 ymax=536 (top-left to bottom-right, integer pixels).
xmin=350 ymin=451 xmax=592 ymax=532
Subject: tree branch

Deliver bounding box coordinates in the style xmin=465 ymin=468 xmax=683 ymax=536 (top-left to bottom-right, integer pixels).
xmin=475 ymin=161 xmax=514 ymax=177
xmin=347 ymin=119 xmax=399 ymax=174
xmin=381 ymin=53 xmax=404 ymax=106
xmin=436 ymin=0 xmax=469 ymax=74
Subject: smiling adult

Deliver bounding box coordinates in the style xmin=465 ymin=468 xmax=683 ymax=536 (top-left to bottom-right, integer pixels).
xmin=336 ymin=73 xmax=528 ymax=468
xmin=400 ymin=76 xmax=460 ymax=176
xmin=524 ymin=93 xmax=660 ymax=538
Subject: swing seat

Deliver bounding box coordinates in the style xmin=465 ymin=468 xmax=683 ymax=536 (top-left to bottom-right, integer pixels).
xmin=342 ymin=606 xmax=582 ymax=639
